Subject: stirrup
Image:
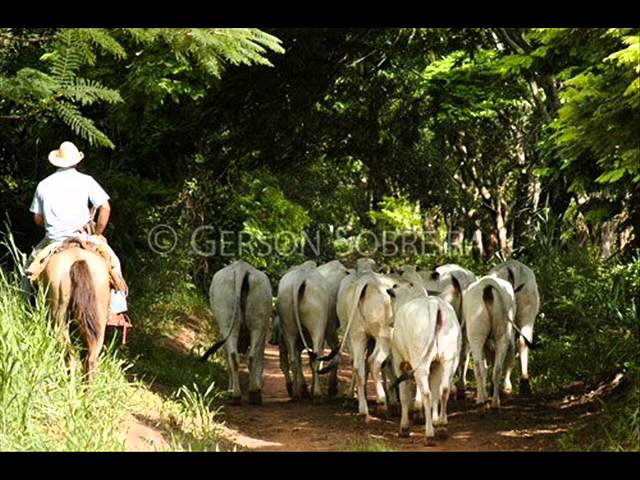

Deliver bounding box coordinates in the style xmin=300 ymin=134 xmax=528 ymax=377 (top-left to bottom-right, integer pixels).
xmin=107 ymin=312 xmax=133 ymax=344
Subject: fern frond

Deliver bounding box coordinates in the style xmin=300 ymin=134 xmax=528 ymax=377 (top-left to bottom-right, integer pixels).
xmin=157 ymin=28 xmax=285 ymax=79
xmin=63 ymin=78 xmax=123 ymax=106
xmin=77 ymin=28 xmax=127 ymax=60
xmin=53 ymin=101 xmax=115 ymax=149
xmin=122 ymin=28 xmax=164 ymax=45
xmin=50 ymin=31 xmax=85 ymax=86
xmin=0 ymin=69 xmax=55 ymax=105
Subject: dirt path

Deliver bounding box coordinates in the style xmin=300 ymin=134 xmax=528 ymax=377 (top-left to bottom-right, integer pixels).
xmin=216 ymin=345 xmax=600 ymax=451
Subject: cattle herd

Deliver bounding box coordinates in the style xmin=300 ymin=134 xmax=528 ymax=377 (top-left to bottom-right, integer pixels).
xmin=203 ymin=257 xmax=540 ymax=445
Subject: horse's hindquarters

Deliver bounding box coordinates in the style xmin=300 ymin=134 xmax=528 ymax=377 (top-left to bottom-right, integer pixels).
xmin=42 ymin=247 xmax=111 ymax=381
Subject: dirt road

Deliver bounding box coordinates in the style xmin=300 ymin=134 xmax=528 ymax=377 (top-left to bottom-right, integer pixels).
xmin=216 ymin=345 xmax=597 ymax=451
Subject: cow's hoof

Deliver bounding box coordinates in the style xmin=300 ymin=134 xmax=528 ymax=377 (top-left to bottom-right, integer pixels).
xmin=424 ymin=436 xmax=437 ymax=447
xmin=413 ymin=412 xmax=425 ymax=425
xmin=230 ymin=396 xmax=242 ymax=406
xmin=301 ymin=386 xmax=311 ymax=400
xmin=327 ymin=383 xmax=338 ymax=399
xmin=286 ymin=382 xmax=293 ymax=398
xmin=500 ymin=388 xmax=513 ymax=398
xmin=435 ymin=427 xmax=448 ymax=439
xmin=248 ymin=390 xmax=262 ymax=405
xmin=376 ymin=403 xmax=388 ymax=417
xmin=399 ymin=427 xmax=411 ymax=438
xmin=342 ymin=398 xmax=358 ymax=409
xmin=388 ymin=403 xmax=400 ymax=417
xmin=520 ymin=379 xmax=532 ymax=397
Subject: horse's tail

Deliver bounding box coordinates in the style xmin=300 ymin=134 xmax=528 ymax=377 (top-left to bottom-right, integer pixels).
xmin=69 ymin=260 xmax=100 ymax=343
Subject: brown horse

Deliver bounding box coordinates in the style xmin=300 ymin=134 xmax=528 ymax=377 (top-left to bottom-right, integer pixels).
xmin=41 ymin=245 xmax=111 ymax=382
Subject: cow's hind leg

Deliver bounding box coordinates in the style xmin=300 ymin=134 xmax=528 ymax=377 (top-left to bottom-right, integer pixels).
xmin=457 ymin=340 xmax=472 ymax=399
xmin=369 ymin=338 xmax=392 ymax=415
xmin=470 ymin=339 xmax=488 ymax=406
xmin=518 ymin=320 xmax=535 ymax=396
xmin=398 ymin=380 xmax=413 ymax=437
xmin=285 ymin=335 xmax=306 ymax=400
xmin=491 ymin=335 xmax=510 ymax=410
xmin=225 ymin=335 xmax=242 ymax=405
xmin=351 ymin=334 xmax=369 ymax=417
xmin=416 ymin=366 xmax=435 ymax=446
xmin=325 ymin=328 xmax=339 ymax=398
xmin=279 ymin=341 xmax=293 ymax=397
xmin=429 ymin=361 xmax=443 ymax=428
xmin=248 ymin=327 xmax=267 ymax=405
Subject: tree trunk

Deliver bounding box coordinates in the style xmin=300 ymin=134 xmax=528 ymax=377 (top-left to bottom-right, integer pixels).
xmin=472 ymin=227 xmax=484 ymax=261
xmin=495 ymin=198 xmax=510 ymax=256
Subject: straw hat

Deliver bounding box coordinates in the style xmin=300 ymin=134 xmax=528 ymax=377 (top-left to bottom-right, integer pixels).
xmin=48 ymin=141 xmax=84 ymax=168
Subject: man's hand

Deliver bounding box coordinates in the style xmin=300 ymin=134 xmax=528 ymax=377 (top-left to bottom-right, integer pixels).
xmin=33 ymin=214 xmax=44 ymax=227
xmin=95 ymin=201 xmax=111 ymax=236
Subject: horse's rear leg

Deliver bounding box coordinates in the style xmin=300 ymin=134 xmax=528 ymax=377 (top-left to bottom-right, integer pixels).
xmin=85 ymin=301 xmax=109 ymax=383
xmin=51 ymin=291 xmax=79 ymax=375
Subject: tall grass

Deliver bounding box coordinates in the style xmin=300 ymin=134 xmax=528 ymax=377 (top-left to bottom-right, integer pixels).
xmin=0 ymin=267 xmax=133 ymax=450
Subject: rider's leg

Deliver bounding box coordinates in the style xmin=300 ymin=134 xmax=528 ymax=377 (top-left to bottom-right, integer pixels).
xmin=21 ymin=238 xmax=50 ymax=298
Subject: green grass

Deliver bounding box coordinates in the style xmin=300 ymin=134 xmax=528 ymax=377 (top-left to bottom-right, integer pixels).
xmin=0 ymin=267 xmax=133 ymax=450
xmin=339 ymin=436 xmax=398 ymax=452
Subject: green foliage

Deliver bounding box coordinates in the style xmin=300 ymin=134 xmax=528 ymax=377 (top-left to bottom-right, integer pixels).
xmin=544 ymin=29 xmax=640 ymax=186
xmin=1 ymin=27 xmax=284 ymax=150
xmin=560 ymin=365 xmax=640 ymax=452
xmin=369 ymin=195 xmax=424 ymax=234
xmin=232 ymin=170 xmax=311 ymax=277
xmin=528 ymin=245 xmax=638 ymax=393
xmin=1 ymin=29 xmax=125 ymax=148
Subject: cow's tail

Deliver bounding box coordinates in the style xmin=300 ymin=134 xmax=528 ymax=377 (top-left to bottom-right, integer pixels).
xmin=292 ymin=276 xmax=318 ymax=362
xmin=450 ymin=274 xmax=464 ymax=329
xmin=317 ymin=276 xmax=369 ymax=373
xmin=201 ymin=267 xmax=248 ymax=362
xmin=390 ymin=304 xmax=442 ymax=390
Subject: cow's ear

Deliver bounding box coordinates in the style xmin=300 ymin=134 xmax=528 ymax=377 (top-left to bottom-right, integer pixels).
xmin=387 ymin=288 xmax=396 ymax=298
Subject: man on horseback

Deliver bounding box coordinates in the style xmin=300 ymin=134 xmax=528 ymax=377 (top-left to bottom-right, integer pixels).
xmin=23 ymin=141 xmax=130 ymax=328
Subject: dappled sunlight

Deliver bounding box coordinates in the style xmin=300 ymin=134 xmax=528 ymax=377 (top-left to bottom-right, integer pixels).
xmin=497 ymin=426 xmax=569 ymax=438
xmin=217 ymin=424 xmax=284 ymax=449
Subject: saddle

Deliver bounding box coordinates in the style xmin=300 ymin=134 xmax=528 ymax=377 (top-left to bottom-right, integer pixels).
xmin=27 ymin=235 xmax=128 ymax=294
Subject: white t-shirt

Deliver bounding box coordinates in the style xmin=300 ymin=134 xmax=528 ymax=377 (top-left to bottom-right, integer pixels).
xmin=30 ymin=168 xmax=110 ymax=242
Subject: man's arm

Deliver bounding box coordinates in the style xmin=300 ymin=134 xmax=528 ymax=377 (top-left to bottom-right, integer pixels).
xmin=95 ymin=201 xmax=111 ymax=236
xmin=33 ymin=214 xmax=44 ymax=226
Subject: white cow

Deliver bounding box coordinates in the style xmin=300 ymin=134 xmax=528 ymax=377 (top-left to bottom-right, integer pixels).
xmin=276 ymin=260 xmax=330 ymax=400
xmin=489 ymin=259 xmax=540 ymax=396
xmin=203 ymin=260 xmax=272 ymax=405
xmin=328 ymin=258 xmax=398 ymax=416
xmin=391 ymin=292 xmax=461 ymax=444
xmin=316 ymin=260 xmax=352 ymax=397
xmin=462 ymin=275 xmax=516 ymax=409
xmin=419 ymin=264 xmax=477 ymax=397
